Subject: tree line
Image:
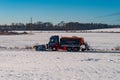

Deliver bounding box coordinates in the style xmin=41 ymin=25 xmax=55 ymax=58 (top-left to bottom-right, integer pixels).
xmin=0 ymin=21 xmax=120 ymax=31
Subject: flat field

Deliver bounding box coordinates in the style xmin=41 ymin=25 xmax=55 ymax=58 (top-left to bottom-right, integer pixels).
xmin=0 ymin=31 xmax=120 ymax=50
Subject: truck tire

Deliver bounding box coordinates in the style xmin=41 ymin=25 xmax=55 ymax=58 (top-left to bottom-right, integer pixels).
xmin=52 ymin=47 xmax=57 ymax=51
xmin=73 ymin=47 xmax=80 ymax=52
xmin=67 ymin=47 xmax=72 ymax=52
xmin=81 ymin=49 xmax=85 ymax=52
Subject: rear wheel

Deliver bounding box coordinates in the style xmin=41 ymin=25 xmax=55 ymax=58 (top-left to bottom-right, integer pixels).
xmin=73 ymin=47 xmax=80 ymax=52
xmin=67 ymin=47 xmax=72 ymax=52
xmin=81 ymin=48 xmax=85 ymax=52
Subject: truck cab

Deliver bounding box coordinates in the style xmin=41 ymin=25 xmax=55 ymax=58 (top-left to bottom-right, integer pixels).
xmin=48 ymin=35 xmax=60 ymax=51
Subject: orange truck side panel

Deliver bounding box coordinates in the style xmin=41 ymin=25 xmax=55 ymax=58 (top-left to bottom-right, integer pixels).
xmin=61 ymin=36 xmax=85 ymax=45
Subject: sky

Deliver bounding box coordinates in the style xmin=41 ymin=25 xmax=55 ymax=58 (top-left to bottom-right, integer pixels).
xmin=0 ymin=0 xmax=120 ymax=25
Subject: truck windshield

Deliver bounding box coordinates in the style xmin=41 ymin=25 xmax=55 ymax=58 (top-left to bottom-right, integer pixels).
xmin=50 ymin=39 xmax=55 ymax=43
xmin=49 ymin=36 xmax=59 ymax=44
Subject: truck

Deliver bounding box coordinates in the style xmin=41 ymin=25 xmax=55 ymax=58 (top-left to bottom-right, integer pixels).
xmin=34 ymin=35 xmax=89 ymax=52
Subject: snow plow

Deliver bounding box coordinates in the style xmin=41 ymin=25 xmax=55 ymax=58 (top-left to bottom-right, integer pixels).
xmin=33 ymin=35 xmax=89 ymax=52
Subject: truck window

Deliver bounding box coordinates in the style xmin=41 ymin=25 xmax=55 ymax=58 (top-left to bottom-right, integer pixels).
xmin=50 ymin=39 xmax=55 ymax=43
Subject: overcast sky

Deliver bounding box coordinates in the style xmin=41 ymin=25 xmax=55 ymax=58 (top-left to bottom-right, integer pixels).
xmin=0 ymin=0 xmax=120 ymax=25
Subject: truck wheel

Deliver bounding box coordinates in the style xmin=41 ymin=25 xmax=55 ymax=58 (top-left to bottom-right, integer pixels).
xmin=81 ymin=49 xmax=85 ymax=52
xmin=67 ymin=47 xmax=72 ymax=52
xmin=73 ymin=47 xmax=80 ymax=52
xmin=52 ymin=47 xmax=57 ymax=51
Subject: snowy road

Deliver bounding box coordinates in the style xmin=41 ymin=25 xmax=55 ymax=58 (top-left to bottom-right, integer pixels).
xmin=0 ymin=51 xmax=120 ymax=80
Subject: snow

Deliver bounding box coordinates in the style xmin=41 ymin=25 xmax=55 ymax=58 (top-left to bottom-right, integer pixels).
xmin=0 ymin=31 xmax=120 ymax=80
xmin=0 ymin=51 xmax=120 ymax=80
xmin=0 ymin=31 xmax=120 ymax=50
xmin=87 ymin=28 xmax=120 ymax=32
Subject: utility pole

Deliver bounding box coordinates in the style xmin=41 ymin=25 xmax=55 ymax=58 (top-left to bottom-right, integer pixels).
xmin=30 ymin=17 xmax=32 ymax=24
xmin=30 ymin=17 xmax=32 ymax=33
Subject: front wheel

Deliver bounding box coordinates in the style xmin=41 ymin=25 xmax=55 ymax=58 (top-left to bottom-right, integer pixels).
xmin=52 ymin=47 xmax=57 ymax=51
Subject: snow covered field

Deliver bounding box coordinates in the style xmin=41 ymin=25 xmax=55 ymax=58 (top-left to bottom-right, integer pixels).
xmin=0 ymin=51 xmax=120 ymax=80
xmin=0 ymin=31 xmax=120 ymax=50
xmin=0 ymin=30 xmax=120 ymax=80
xmin=88 ymin=28 xmax=120 ymax=32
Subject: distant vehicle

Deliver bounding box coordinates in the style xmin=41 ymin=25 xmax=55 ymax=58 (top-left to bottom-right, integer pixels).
xmin=34 ymin=35 xmax=89 ymax=52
